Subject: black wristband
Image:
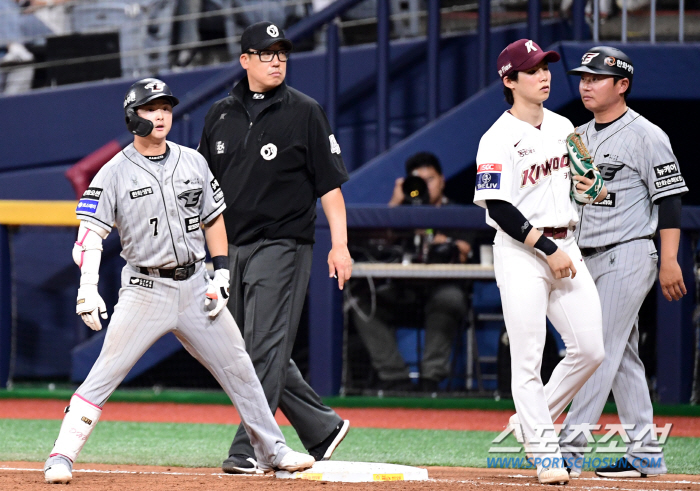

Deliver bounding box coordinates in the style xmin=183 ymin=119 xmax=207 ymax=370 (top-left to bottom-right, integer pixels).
xmin=534 ymin=235 xmax=558 ymax=256
xmin=211 ymin=255 xmax=228 ymax=271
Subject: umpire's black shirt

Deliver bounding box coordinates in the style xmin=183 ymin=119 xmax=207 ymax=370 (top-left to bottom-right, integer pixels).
xmin=198 ymin=78 xmax=349 ymax=246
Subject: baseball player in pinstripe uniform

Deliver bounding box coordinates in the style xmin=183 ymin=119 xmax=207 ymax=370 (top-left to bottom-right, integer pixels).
xmin=559 ymin=47 xmax=688 ymax=478
xmin=42 ymin=78 xmax=315 ymax=484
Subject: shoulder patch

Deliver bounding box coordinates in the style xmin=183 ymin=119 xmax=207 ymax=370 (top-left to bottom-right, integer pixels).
xmin=653 ymin=162 xmax=679 ymax=179
xmin=82 ymin=187 xmax=103 ymax=199
xmin=655 ymin=175 xmax=685 ymax=190
xmin=476 ymin=163 xmax=502 ymax=191
xmin=76 ymin=199 xmax=99 ymax=214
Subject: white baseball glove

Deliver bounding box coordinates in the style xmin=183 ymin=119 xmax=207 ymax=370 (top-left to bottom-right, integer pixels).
xmin=205 ymin=269 xmax=230 ymax=318
xmin=76 ymin=284 xmax=108 ymax=331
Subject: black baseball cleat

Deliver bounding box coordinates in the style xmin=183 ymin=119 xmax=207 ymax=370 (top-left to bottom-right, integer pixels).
xmin=595 ymin=457 xmax=647 ymax=478
xmin=309 ymin=420 xmax=350 ymax=461
xmin=222 ymin=454 xmax=261 ymax=474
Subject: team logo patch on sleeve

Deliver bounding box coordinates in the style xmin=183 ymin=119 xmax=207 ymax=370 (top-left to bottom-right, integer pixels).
xmin=129 ymin=277 xmax=153 ymax=289
xmin=653 ymin=162 xmax=679 ymax=178
xmin=82 ymin=187 xmax=103 ymax=199
xmin=76 ymin=199 xmax=99 ymax=214
xmin=655 ymin=175 xmax=684 ymax=189
xmin=210 ymin=178 xmax=220 ymax=192
xmin=476 ymin=163 xmax=502 ymax=190
xmin=130 ymin=187 xmax=154 ymax=199
xmin=185 ymin=216 xmax=201 ymax=232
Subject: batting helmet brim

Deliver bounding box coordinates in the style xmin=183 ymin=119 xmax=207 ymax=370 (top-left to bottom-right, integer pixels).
xmin=135 ymin=93 xmax=180 ymax=109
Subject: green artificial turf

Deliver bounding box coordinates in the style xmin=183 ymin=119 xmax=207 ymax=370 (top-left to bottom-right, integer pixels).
xmin=2 ymin=419 xmax=698 ymax=474
xmin=2 ymin=386 xmax=700 ymax=416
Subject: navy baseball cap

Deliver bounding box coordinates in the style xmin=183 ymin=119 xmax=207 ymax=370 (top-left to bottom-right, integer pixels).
xmin=241 ymin=21 xmax=293 ymax=52
xmin=497 ymin=39 xmax=560 ymax=79
xmin=567 ymin=46 xmax=634 ymax=80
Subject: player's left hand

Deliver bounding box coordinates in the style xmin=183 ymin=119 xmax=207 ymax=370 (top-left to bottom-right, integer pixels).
xmin=205 ymin=269 xmax=230 ymax=318
xmin=659 ymin=259 xmax=686 ymax=301
xmin=328 ymin=244 xmax=352 ymax=290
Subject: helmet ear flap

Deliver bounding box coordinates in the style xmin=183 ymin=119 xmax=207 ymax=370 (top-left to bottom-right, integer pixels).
xmin=125 ymin=107 xmax=154 ymax=137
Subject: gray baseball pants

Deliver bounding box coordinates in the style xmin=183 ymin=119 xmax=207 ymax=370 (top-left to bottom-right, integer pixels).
xmin=76 ymin=263 xmax=289 ymax=468
xmin=227 ymin=238 xmax=342 ymax=458
xmin=560 ymin=239 xmax=667 ymax=475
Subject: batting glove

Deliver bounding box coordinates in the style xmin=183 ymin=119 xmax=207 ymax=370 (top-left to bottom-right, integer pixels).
xmin=76 ymin=284 xmax=108 ymax=331
xmin=205 ymin=269 xmax=230 ymax=318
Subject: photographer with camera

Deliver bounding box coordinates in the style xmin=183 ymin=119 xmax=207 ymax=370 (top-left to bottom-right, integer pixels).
xmin=350 ymin=152 xmax=471 ymax=392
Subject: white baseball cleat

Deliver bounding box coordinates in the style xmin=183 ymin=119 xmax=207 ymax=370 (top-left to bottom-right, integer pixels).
xmin=538 ymin=467 xmax=570 ymax=485
xmin=44 ymin=463 xmax=72 ymax=484
xmin=277 ymin=450 xmax=316 ymax=472
xmin=568 ymin=468 xmax=581 ymax=478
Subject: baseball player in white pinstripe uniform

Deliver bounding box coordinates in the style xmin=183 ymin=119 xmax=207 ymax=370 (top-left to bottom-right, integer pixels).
xmin=560 ymin=47 xmax=688 ymax=478
xmin=42 ymin=78 xmax=315 ymax=484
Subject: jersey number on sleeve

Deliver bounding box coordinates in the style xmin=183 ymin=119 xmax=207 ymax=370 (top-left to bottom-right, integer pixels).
xmin=149 ymin=217 xmax=158 ymax=237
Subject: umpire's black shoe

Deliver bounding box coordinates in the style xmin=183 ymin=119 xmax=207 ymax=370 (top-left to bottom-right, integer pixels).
xmin=222 ymin=454 xmax=260 ymax=474
xmin=309 ymin=420 xmax=350 ymax=461
xmin=595 ymin=457 xmax=647 ymax=478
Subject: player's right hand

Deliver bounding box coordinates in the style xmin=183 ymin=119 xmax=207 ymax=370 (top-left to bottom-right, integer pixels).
xmin=546 ymin=248 xmax=577 ymax=279
xmin=76 ymin=285 xmax=108 ymax=331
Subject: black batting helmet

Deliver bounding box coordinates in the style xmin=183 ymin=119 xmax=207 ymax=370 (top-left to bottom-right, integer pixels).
xmin=568 ymin=46 xmax=633 ymax=91
xmin=123 ymin=78 xmax=180 ymax=137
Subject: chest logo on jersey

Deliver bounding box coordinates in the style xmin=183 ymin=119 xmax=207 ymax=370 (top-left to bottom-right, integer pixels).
xmin=654 ymin=162 xmax=679 ymax=178
xmin=76 ymin=199 xmax=99 ymax=214
xmin=593 ymin=192 xmax=615 ymax=207
xmin=130 ymin=187 xmax=154 ymax=199
xmin=520 ymin=154 xmax=569 ymax=188
xmin=82 ymin=187 xmax=103 ymax=200
xmin=178 ymin=188 xmax=203 ymax=208
xmin=476 ymin=163 xmax=502 ymax=190
xmin=216 ymin=141 xmax=226 ymax=154
xmin=655 ymin=175 xmax=684 ymax=190
xmin=597 ymin=163 xmax=625 ymax=181
xmin=261 ymin=143 xmax=278 ymax=161
xmin=517 ymin=148 xmax=535 ymax=157
xmin=129 ymin=277 xmax=153 ymax=289
xmin=185 ymin=216 xmax=201 ymax=233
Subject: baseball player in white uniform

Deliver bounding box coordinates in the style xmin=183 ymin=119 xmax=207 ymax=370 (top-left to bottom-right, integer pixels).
xmin=559 ymin=47 xmax=688 ymax=478
xmin=42 ymin=78 xmax=315 ymax=484
xmin=473 ymin=40 xmax=607 ymax=485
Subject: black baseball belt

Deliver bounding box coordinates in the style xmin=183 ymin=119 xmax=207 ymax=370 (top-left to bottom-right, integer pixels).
xmin=138 ymin=262 xmax=197 ymax=281
xmin=579 ymin=235 xmax=655 ymax=258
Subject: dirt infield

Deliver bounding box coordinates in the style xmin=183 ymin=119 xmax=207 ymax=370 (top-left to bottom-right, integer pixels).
xmin=1 ymin=399 xmax=699 ymax=436
xmin=2 ymin=462 xmax=699 ymax=490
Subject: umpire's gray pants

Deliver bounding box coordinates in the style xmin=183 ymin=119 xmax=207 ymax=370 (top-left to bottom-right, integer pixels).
xmin=560 ymin=239 xmax=667 ymax=475
xmin=227 ymin=238 xmax=342 ymax=458
xmin=76 ymin=263 xmax=289 ymax=468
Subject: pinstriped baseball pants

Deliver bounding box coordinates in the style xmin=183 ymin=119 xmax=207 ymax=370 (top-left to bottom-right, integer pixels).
xmin=75 ymin=263 xmax=289 ymax=468
xmin=560 ymin=239 xmax=667 ymax=475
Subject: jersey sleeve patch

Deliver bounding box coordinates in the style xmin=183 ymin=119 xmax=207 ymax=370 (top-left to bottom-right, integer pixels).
xmin=476 ymin=163 xmax=502 ymax=190
xmin=76 ymin=199 xmax=99 ymax=214
xmin=82 ymin=187 xmax=103 ymax=199
xmin=654 ymin=175 xmax=685 ymax=190
xmin=653 ymin=162 xmax=680 ymax=179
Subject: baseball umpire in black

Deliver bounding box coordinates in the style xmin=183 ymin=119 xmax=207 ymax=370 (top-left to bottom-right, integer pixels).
xmin=198 ymin=21 xmax=352 ymax=474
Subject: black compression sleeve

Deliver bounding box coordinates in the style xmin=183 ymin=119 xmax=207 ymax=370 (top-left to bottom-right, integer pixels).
xmin=486 ymin=200 xmax=558 ymax=255
xmin=486 ymin=200 xmax=533 ymax=242
xmin=657 ymin=194 xmax=682 ymax=230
